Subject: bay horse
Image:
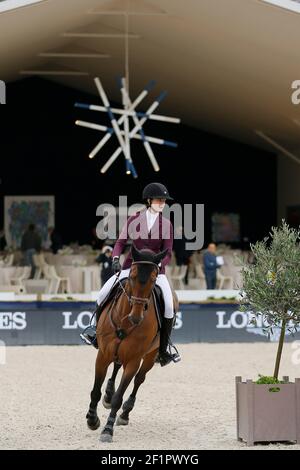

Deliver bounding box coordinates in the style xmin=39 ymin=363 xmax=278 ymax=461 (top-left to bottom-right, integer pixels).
xmin=86 ymin=244 xmax=178 ymax=443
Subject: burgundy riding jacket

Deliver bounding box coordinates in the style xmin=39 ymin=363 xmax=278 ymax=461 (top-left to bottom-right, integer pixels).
xmin=112 ymin=210 xmax=173 ymax=274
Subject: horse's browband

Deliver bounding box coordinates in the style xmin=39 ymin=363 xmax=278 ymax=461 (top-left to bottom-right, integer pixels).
xmin=131 ymin=261 xmax=158 ymax=268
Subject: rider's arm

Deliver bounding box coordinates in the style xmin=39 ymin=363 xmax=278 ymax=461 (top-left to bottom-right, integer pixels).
xmin=112 ymin=215 xmax=134 ymax=258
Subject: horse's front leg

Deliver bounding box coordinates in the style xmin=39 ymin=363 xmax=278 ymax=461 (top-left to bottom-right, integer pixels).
xmin=86 ymin=350 xmax=110 ymax=430
xmin=100 ymin=359 xmax=141 ymax=442
xmin=103 ymin=362 xmax=122 ymax=409
xmin=117 ymin=349 xmax=157 ymax=426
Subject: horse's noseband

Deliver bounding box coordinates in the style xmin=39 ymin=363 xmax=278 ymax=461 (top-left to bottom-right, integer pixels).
xmin=129 ymin=295 xmax=150 ymax=308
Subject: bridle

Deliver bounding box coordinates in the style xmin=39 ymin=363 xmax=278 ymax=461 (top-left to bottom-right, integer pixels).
xmin=105 ymin=260 xmax=160 ymax=362
xmin=116 ymin=260 xmax=159 ymax=325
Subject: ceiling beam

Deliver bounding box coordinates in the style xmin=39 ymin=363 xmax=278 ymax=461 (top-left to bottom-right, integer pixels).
xmin=61 ymin=32 xmax=141 ymax=39
xmin=20 ymin=70 xmax=90 ymax=76
xmin=86 ymin=10 xmax=168 ymax=16
xmin=38 ymin=52 xmax=110 ymax=59
xmin=255 ymin=130 xmax=300 ymax=165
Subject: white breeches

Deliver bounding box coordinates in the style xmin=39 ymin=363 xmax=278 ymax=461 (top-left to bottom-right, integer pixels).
xmin=96 ymin=268 xmax=174 ymax=319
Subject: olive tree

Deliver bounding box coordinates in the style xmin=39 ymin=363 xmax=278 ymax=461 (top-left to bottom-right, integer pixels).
xmin=239 ymin=221 xmax=300 ymax=379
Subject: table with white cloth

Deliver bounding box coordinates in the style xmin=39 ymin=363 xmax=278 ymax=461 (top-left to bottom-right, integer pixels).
xmin=56 ymin=265 xmax=101 ymax=293
xmin=45 ymin=252 xmax=98 ymax=266
xmin=0 ymin=267 xmax=17 ymax=285
xmin=45 ymin=253 xmax=99 ymax=266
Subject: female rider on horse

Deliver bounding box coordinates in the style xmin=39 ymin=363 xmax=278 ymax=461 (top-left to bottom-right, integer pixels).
xmin=83 ymin=182 xmax=181 ymax=367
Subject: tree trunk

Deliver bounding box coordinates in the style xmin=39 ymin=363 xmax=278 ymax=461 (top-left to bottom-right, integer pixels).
xmin=273 ymin=318 xmax=286 ymax=380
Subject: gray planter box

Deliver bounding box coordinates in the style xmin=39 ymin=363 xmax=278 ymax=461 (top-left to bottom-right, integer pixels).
xmin=235 ymin=376 xmax=300 ymax=445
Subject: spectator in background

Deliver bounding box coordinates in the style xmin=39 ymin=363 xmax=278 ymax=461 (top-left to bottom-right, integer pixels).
xmin=173 ymin=225 xmax=193 ymax=285
xmin=21 ymin=224 xmax=41 ymax=278
xmin=96 ymin=246 xmax=113 ymax=285
xmin=0 ymin=229 xmax=7 ymax=251
xmin=203 ymin=243 xmax=222 ymax=289
xmin=48 ymin=227 xmax=63 ymax=254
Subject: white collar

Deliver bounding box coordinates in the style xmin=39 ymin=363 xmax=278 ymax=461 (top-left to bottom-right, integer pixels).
xmin=146 ymin=209 xmax=159 ymax=231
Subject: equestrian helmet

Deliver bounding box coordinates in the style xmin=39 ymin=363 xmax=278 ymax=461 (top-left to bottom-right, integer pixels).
xmin=142 ymin=182 xmax=173 ymax=201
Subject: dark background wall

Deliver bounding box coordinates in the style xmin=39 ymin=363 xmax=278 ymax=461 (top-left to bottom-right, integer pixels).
xmin=0 ymin=77 xmax=276 ymax=246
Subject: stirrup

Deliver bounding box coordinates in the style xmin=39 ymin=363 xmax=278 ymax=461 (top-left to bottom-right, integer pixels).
xmin=169 ymin=343 xmax=182 ymax=363
xmin=159 ymin=345 xmax=181 ymax=366
xmin=80 ymin=325 xmax=96 ymax=346
xmin=80 ymin=333 xmax=93 ymax=345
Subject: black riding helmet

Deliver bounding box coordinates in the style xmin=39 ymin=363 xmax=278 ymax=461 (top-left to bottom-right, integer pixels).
xmin=142 ymin=182 xmax=173 ymax=201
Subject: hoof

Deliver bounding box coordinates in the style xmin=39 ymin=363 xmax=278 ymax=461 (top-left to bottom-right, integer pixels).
xmin=87 ymin=417 xmax=100 ymax=431
xmin=116 ymin=416 xmax=129 ymax=426
xmin=102 ymin=396 xmax=112 ymax=409
xmin=100 ymin=432 xmax=113 ymax=443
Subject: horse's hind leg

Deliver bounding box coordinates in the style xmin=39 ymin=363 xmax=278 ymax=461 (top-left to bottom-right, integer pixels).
xmin=117 ymin=349 xmax=158 ymax=426
xmin=103 ymin=362 xmax=122 ymax=409
xmin=100 ymin=359 xmax=140 ymax=443
xmin=86 ymin=350 xmax=110 ymax=431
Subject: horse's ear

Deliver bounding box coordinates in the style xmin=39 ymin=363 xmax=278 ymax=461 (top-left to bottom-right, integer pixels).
xmin=153 ymin=248 xmax=168 ymax=265
xmin=131 ymin=243 xmax=142 ymax=261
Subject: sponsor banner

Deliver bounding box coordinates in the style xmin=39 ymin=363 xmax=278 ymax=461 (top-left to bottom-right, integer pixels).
xmin=0 ymin=302 xmax=299 ymax=345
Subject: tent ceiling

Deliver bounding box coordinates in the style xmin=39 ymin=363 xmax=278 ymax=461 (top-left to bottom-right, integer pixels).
xmin=1 ymin=0 xmax=300 ymax=153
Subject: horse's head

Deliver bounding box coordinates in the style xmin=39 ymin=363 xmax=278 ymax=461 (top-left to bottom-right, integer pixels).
xmin=127 ymin=244 xmax=168 ymax=325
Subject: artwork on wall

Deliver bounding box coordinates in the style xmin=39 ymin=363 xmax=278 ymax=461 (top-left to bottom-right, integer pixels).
xmin=212 ymin=212 xmax=240 ymax=243
xmin=4 ymin=196 xmax=55 ymax=248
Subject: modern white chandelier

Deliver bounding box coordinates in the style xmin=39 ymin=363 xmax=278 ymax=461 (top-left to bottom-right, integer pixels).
xmin=75 ymin=9 xmax=180 ymax=178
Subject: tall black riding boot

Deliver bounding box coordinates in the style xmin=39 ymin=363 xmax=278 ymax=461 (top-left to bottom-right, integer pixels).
xmin=159 ymin=317 xmax=180 ymax=367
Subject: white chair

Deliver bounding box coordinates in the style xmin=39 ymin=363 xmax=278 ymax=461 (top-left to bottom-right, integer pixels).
xmin=32 ymin=254 xmax=43 ymax=279
xmin=9 ymin=267 xmax=31 ymax=293
xmin=4 ymin=253 xmax=14 ymax=266
xmin=46 ymin=265 xmax=71 ymax=294
xmin=41 ymin=264 xmax=54 ymax=293
xmin=217 ymin=268 xmax=234 ymax=289
xmin=37 ymin=252 xmax=47 ymax=265
xmin=170 ymin=251 xmax=177 ymax=267
xmin=189 ymin=264 xmax=207 ymax=290
xmin=170 ymin=265 xmax=188 ymax=290
xmin=36 ymin=252 xmax=51 ymax=279
xmin=165 ymin=265 xmax=174 ymax=289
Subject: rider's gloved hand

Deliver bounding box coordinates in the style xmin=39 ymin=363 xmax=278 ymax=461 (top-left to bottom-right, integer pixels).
xmin=112 ymin=256 xmax=121 ymax=273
